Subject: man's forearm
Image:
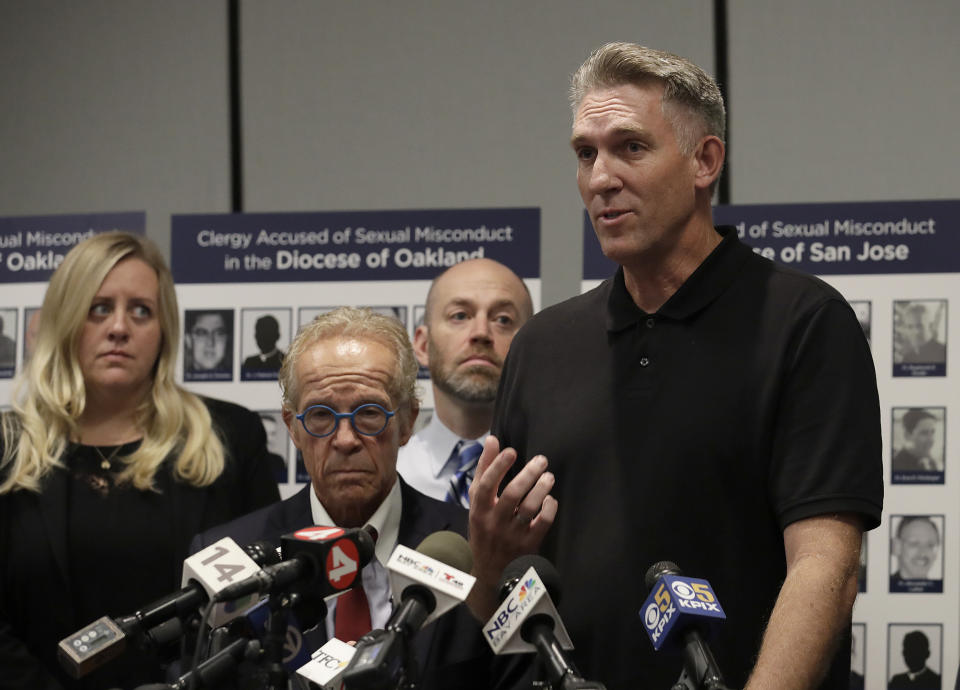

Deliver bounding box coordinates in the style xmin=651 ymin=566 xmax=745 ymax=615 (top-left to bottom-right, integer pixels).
xmin=745 ymin=519 xmax=861 ymax=690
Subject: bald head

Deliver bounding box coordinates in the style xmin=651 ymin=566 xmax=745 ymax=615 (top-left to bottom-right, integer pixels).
xmin=424 ymin=259 xmax=533 ymax=326
xmin=415 ymin=259 xmax=533 ymax=420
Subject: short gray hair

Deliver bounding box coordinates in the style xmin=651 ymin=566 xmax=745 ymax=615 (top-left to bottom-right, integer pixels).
xmin=570 ymin=42 xmax=726 ymax=155
xmin=279 ymin=307 xmax=419 ymax=426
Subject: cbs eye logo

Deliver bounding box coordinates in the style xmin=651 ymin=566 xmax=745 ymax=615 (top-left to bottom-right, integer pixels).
xmin=643 ymin=582 xmax=674 ymax=629
xmin=643 ymin=602 xmax=663 ymax=629
xmin=671 ymin=579 xmax=716 ymax=604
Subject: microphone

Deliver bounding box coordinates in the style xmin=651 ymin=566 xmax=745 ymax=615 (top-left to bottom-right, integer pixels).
xmin=58 ymin=538 xmax=278 ymax=678
xmin=641 ymin=561 xmax=729 ymax=690
xmin=485 ymin=555 xmax=604 ymax=690
xmin=296 ymin=637 xmax=358 ymax=690
xmin=236 ymin=588 xmax=328 ymax=673
xmin=165 ymin=636 xmax=262 ymax=689
xmin=214 ymin=525 xmax=376 ymax=603
xmin=483 ymin=554 xmax=570 ymax=654
xmin=385 ymin=530 xmax=475 ymax=632
xmin=341 ymin=531 xmax=476 ymax=689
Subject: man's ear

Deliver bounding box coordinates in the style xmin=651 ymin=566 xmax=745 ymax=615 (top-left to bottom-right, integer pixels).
xmin=692 ymin=135 xmax=725 ymax=191
xmin=412 ymin=325 xmax=430 ymax=368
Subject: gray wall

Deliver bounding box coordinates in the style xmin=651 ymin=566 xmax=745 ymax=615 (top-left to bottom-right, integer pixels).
xmin=0 ymin=0 xmax=231 ymax=242
xmin=727 ymin=1 xmax=960 ymax=204
xmin=0 ymin=0 xmax=957 ymax=306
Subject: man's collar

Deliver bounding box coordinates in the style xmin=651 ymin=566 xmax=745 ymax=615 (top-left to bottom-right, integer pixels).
xmin=418 ymin=414 xmax=487 ymax=478
xmin=308 ymin=480 xmax=402 ymax=565
xmin=606 ymin=226 xmax=750 ymax=331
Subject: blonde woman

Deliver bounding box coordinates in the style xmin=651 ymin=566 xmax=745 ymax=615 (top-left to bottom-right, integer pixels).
xmin=0 ymin=232 xmax=279 ymax=689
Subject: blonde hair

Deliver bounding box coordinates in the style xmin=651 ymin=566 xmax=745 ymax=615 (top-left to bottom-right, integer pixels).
xmin=280 ymin=307 xmax=419 ymax=427
xmin=1 ymin=232 xmax=225 ymax=493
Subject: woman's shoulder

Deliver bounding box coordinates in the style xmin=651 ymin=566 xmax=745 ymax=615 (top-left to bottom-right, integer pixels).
xmin=194 ymin=396 xmax=267 ymax=459
xmin=197 ymin=396 xmax=261 ymax=426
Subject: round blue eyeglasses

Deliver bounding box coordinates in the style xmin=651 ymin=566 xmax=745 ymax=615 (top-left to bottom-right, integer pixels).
xmin=295 ymin=403 xmax=395 ymax=438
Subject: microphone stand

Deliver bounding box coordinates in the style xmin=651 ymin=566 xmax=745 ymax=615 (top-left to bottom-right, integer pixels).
xmin=342 ymin=627 xmax=419 ymax=690
xmin=669 ymin=628 xmax=734 ymax=690
xmin=670 ymin=669 xmax=735 ymax=690
xmin=151 ymin=636 xmax=260 ymax=689
xmin=259 ymin=592 xmax=293 ymax=690
xmin=386 ymin=597 xmax=423 ymax=690
xmin=524 ymin=618 xmax=607 ymax=690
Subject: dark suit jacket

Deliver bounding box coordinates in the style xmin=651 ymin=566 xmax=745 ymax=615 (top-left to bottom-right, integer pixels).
xmin=0 ymin=397 xmax=280 ymax=690
xmin=190 ymin=479 xmax=532 ymax=690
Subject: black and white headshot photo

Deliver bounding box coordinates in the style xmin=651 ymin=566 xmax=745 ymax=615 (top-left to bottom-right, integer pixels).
xmin=849 ymin=300 xmax=871 ymax=345
xmin=364 ymin=305 xmax=408 ymax=329
xmin=0 ymin=308 xmax=17 ymax=375
xmin=893 ymin=299 xmax=947 ymax=377
xmin=892 ymin=407 xmax=946 ymax=484
xmin=22 ymin=306 xmax=41 ymax=363
xmin=294 ymin=448 xmax=308 ymax=485
xmin=850 ymin=623 xmax=866 ymax=689
xmin=240 ymin=308 xmax=290 ymax=381
xmin=413 ymin=304 xmax=429 ymax=379
xmin=298 ymin=306 xmax=335 ymax=329
xmin=413 ymin=304 xmax=426 ymax=331
xmin=183 ymin=308 xmax=233 ymax=381
xmin=890 ymin=515 xmax=944 ymax=593
xmin=858 ymin=539 xmax=868 ymax=593
xmin=888 ymin=625 xmax=941 ymax=690
xmin=257 ymin=409 xmax=289 ymax=483
xmin=299 ymin=305 xmax=408 ymax=332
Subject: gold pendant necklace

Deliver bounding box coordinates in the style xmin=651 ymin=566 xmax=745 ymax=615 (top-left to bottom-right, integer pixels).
xmin=92 ymin=444 xmax=123 ymax=471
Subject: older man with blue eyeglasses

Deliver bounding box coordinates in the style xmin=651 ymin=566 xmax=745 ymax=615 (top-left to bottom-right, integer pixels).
xmin=190 ymin=306 xmax=533 ymax=689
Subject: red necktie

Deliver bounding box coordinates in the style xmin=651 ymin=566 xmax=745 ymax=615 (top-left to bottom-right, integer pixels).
xmin=334 ymin=583 xmax=371 ymax=642
xmin=334 ymin=525 xmax=377 ymax=641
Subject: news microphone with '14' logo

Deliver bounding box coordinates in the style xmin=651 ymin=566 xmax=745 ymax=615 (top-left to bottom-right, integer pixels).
xmin=181 ymin=537 xmax=270 ymax=627
xmin=213 ymin=525 xmax=375 ymax=602
xmin=58 ymin=538 xmax=277 ymax=679
xmin=641 ymin=567 xmax=725 ymax=651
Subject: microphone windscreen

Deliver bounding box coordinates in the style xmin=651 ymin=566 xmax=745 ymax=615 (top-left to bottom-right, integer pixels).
xmin=355 ymin=526 xmax=377 ymax=567
xmin=244 ymin=540 xmax=281 ymax=567
xmin=644 ymin=560 xmax=682 ymax=591
xmin=415 ymin=531 xmax=473 ymax=573
xmin=498 ymin=555 xmax=562 ymax=604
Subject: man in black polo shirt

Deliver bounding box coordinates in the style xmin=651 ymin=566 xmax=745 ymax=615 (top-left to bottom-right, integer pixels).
xmin=467 ymin=42 xmax=882 ymax=689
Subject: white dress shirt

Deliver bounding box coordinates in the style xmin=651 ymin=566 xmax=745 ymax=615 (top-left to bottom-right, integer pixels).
xmin=309 ymin=481 xmax=402 ymax=638
xmin=396 ymin=414 xmax=487 ymax=502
